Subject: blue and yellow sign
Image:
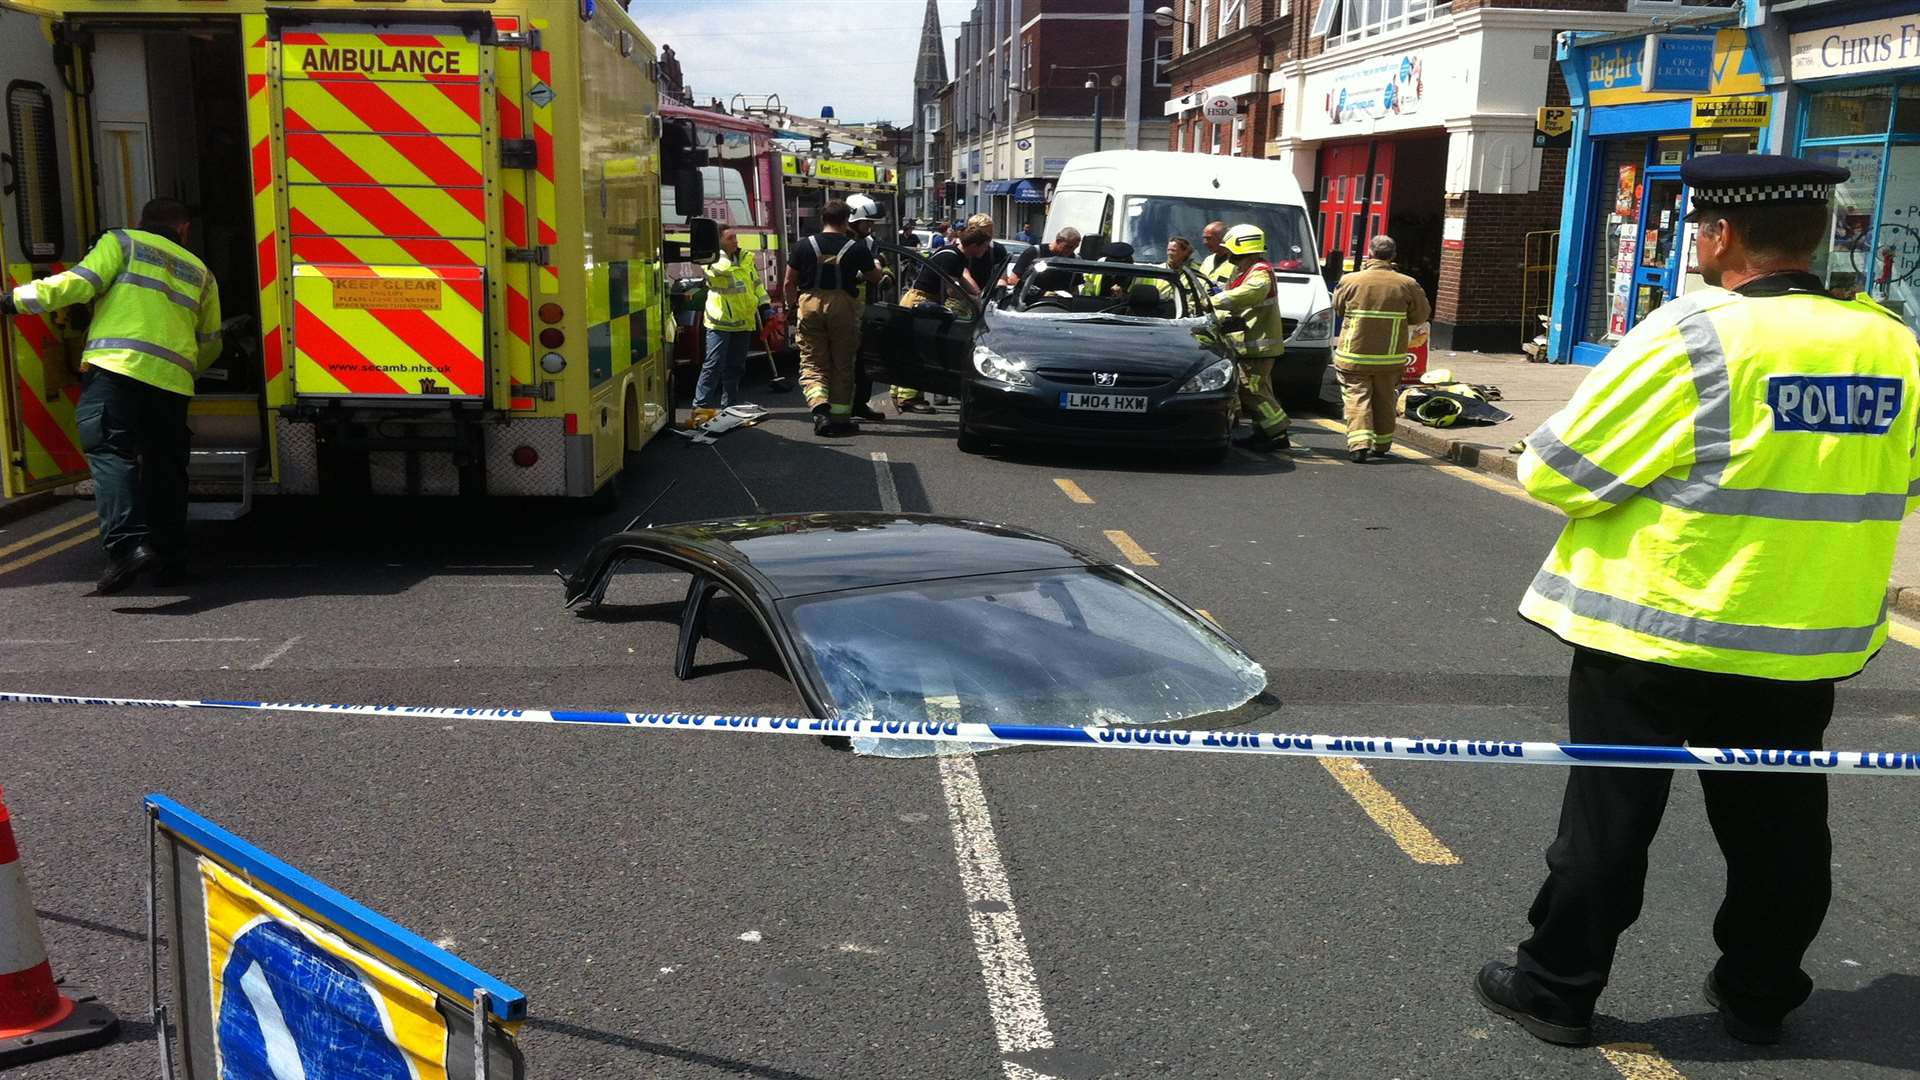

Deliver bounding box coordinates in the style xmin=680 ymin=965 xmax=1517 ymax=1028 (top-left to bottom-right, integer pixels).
xmin=203 ymin=859 xmax=449 ymax=1079
xmin=1582 ymin=29 xmax=1763 ymax=108
xmin=145 ymin=795 xmax=526 ymax=1080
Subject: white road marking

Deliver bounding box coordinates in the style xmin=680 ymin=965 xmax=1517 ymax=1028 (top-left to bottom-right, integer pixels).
xmin=871 ymin=452 xmax=902 ymax=512
xmin=145 ymin=637 xmax=262 ymax=644
xmin=738 ymin=930 xmax=764 ymax=943
xmin=0 ymin=639 xmax=76 ymax=646
xmin=939 ymin=749 xmax=1060 ymax=1078
xmin=252 ymin=636 xmax=303 ymax=671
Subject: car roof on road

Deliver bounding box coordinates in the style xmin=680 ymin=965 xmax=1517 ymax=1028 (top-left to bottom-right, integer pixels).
xmin=636 ymin=513 xmax=1099 ymax=598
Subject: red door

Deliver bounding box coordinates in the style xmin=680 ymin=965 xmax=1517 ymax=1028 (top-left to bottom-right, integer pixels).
xmin=1316 ymin=143 xmax=1395 ymax=272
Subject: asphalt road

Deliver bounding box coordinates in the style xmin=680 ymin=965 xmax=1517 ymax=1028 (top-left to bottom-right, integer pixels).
xmin=4 ymin=388 xmax=1917 ymax=1080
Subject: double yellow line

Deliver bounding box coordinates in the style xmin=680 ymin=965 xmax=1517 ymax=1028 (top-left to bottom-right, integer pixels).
xmin=0 ymin=512 xmax=97 ymax=577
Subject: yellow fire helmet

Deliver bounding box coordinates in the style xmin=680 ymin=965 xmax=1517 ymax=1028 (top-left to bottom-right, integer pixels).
xmin=1222 ymin=224 xmax=1266 ymax=256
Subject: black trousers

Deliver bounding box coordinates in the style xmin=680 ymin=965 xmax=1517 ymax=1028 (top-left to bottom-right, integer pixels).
xmin=73 ymin=368 xmax=192 ymax=565
xmin=1515 ymin=647 xmax=1834 ymax=1024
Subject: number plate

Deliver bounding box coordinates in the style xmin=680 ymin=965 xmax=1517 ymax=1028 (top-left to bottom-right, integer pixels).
xmin=1059 ymin=392 xmax=1148 ymax=413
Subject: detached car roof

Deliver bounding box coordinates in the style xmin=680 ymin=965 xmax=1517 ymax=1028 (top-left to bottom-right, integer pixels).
xmin=563 ymin=512 xmax=1099 ymax=603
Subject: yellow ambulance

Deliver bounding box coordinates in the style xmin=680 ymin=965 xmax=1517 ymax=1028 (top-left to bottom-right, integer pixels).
xmin=0 ymin=0 xmax=714 ymax=505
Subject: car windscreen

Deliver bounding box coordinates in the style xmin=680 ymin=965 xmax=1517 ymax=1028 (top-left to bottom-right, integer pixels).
xmin=778 ymin=567 xmax=1267 ymax=757
xmin=1121 ymin=197 xmax=1319 ymax=273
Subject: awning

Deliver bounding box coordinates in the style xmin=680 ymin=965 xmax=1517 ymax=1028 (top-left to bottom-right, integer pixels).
xmin=1011 ymin=179 xmax=1047 ymax=203
xmin=982 ymin=180 xmax=1015 ymax=195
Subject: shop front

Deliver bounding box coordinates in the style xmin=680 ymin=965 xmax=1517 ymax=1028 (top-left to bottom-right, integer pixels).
xmin=1787 ymin=6 xmax=1920 ymax=336
xmin=1547 ymin=29 xmax=1774 ymax=364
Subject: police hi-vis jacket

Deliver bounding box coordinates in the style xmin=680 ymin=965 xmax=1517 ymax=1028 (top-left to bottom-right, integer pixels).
xmin=9 ymin=228 xmax=221 ymax=397
xmin=1518 ymin=278 xmax=1920 ymax=681
xmin=702 ymin=249 xmax=769 ymax=334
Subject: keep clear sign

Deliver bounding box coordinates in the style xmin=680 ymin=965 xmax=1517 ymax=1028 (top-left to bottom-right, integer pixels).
xmin=145 ymin=795 xmax=528 ymax=1079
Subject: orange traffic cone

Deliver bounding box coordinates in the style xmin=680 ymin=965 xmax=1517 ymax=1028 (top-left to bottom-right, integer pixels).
xmin=0 ymin=788 xmax=118 ymax=1066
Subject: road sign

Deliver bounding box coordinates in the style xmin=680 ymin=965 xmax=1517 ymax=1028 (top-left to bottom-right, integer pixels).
xmin=1203 ymin=94 xmax=1237 ymax=123
xmin=1534 ymin=107 xmax=1573 ymax=149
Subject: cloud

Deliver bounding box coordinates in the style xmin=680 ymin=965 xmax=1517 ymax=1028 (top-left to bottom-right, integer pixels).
xmin=629 ymin=0 xmax=973 ymax=125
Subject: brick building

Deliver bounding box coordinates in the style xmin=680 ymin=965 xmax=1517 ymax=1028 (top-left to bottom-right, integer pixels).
xmin=950 ymin=0 xmax=1171 ymax=231
xmin=1160 ymin=0 xmax=1701 ymax=350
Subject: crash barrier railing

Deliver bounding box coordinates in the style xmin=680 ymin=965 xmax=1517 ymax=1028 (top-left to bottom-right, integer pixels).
xmin=4 ymin=692 xmax=1917 ymax=776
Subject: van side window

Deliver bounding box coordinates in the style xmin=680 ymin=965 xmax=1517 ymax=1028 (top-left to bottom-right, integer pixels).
xmin=5 ymin=81 xmax=64 ymax=262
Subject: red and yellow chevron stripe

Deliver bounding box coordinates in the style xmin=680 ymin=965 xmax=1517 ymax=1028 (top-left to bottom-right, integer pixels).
xmin=276 ymin=29 xmax=491 ymax=400
xmin=528 ymin=24 xmax=559 ymax=296
xmin=494 ymin=14 xmax=534 ymax=409
xmin=3 ymin=263 xmax=85 ymax=493
xmin=243 ymin=17 xmax=288 ymax=410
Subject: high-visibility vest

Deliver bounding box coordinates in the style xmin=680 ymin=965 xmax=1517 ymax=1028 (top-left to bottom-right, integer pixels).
xmin=9 ymin=228 xmax=220 ymax=396
xmin=1517 ymin=284 xmax=1920 ymax=680
xmin=1200 ymin=251 xmax=1235 ymax=286
xmin=1214 ymin=261 xmax=1287 ymax=359
xmin=702 ymin=250 xmax=767 ymax=333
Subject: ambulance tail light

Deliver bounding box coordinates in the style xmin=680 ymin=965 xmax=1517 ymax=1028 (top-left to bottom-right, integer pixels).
xmin=538 ymin=303 xmax=564 ymax=324
xmin=511 ymin=446 xmax=539 ymax=468
xmin=564 ymin=412 xmax=579 ymax=435
xmin=539 ymin=327 xmax=565 ymax=348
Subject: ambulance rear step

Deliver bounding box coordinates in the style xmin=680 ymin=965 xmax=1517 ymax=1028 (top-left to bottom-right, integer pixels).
xmin=186 ymin=449 xmax=256 ymax=521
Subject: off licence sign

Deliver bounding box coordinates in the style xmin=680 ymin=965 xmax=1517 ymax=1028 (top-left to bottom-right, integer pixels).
xmin=1692 ymin=94 xmax=1771 ymax=129
xmin=332 ymin=277 xmax=444 ymax=311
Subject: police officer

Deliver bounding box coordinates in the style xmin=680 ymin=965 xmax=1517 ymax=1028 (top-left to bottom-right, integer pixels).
xmin=691 ymin=227 xmax=771 ymax=425
xmin=1476 ymin=155 xmax=1920 ymax=1048
xmin=783 ymin=199 xmax=886 ymax=437
xmin=1212 ymin=224 xmax=1291 ymax=452
xmin=2 ymin=198 xmax=221 ymax=594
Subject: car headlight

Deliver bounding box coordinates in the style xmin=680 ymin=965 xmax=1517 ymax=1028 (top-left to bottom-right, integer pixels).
xmin=1179 ymin=357 xmax=1235 ymax=394
xmin=1291 ymin=307 xmax=1334 ymax=343
xmin=973 ymin=345 xmax=1031 ymax=386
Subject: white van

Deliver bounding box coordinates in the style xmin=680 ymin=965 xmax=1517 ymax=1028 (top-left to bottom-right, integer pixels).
xmin=1042 ymin=151 xmax=1334 ymax=404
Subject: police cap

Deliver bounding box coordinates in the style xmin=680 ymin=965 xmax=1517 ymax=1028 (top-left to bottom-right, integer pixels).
xmin=1681 ymin=153 xmax=1849 ymax=222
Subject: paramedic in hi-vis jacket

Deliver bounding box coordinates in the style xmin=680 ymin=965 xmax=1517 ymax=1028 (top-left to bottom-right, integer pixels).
xmin=2 ymin=198 xmax=221 ymax=595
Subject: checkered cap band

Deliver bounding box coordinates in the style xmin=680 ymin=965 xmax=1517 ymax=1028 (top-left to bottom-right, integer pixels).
xmin=1695 ymin=182 xmax=1834 ymax=205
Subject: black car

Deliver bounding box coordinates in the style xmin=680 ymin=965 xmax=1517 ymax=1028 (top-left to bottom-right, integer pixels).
xmin=562 ymin=513 xmax=1269 ymax=756
xmin=858 ymin=249 xmax=1244 ymax=462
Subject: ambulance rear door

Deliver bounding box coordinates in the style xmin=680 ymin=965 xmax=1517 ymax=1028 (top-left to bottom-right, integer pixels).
xmin=271 ymin=13 xmax=502 ymax=403
xmin=0 ymin=0 xmax=90 ymax=496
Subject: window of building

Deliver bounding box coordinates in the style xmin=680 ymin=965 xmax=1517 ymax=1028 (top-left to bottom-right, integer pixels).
xmin=1219 ymin=0 xmax=1247 ymax=37
xmin=1310 ymin=0 xmax=1451 ymax=47
xmin=1801 ymin=82 xmax=1920 ymax=335
xmin=1183 ymin=0 xmax=1196 ymax=51
xmin=1154 ymin=38 xmax=1174 ymax=87
xmin=1231 ymin=114 xmax=1246 ymax=156
xmin=1196 ymin=0 xmax=1213 ymax=47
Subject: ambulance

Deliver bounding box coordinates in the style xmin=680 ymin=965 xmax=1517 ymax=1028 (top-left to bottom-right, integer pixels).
xmin=0 ymin=0 xmax=716 ymax=507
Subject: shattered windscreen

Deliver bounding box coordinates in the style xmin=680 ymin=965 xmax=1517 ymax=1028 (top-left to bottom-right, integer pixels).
xmin=779 ymin=567 xmax=1268 ymax=757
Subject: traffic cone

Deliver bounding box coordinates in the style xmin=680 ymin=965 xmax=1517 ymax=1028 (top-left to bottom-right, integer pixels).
xmin=0 ymin=788 xmax=118 ymax=1066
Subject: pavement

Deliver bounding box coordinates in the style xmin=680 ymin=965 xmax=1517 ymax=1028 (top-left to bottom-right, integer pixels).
xmin=3 ymin=381 xmax=1918 ymax=1080
xmin=1374 ymin=350 xmax=1920 ymax=619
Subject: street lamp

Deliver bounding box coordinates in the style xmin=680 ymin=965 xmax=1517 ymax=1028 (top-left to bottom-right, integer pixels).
xmin=1151 ymin=4 xmax=1196 ymax=31
xmin=1084 ymin=77 xmax=1103 ymax=154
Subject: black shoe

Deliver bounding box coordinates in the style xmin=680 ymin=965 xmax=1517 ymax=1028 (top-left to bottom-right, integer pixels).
xmin=819 ymin=419 xmax=858 ymax=438
xmin=1235 ymin=431 xmax=1291 ymax=453
xmin=853 ymin=404 xmax=887 ymax=421
xmin=1350 ymin=448 xmax=1370 ymax=463
xmin=1473 ymin=961 xmax=1593 ymax=1047
xmin=1703 ymin=974 xmax=1783 ymax=1045
xmin=896 ymin=398 xmax=936 ymax=414
xmin=95 ymin=544 xmax=158 ymax=596
xmin=1372 ymin=446 xmax=1393 ymax=458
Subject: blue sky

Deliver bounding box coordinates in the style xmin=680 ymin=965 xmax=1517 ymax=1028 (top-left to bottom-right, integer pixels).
xmin=629 ymin=0 xmax=972 ymax=125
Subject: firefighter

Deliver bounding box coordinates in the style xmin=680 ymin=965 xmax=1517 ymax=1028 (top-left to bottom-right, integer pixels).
xmin=1331 ymin=233 xmax=1431 ymax=462
xmin=1477 ymin=155 xmax=1920 ymax=1049
xmin=845 ymin=194 xmax=891 ymax=422
xmin=1199 ymin=220 xmax=1234 ymax=286
xmin=1 ymin=198 xmax=221 ymax=594
xmin=782 ymin=199 xmax=886 ymax=437
xmin=1213 ymin=224 xmax=1291 ymax=452
xmin=692 ymin=228 xmax=771 ymax=425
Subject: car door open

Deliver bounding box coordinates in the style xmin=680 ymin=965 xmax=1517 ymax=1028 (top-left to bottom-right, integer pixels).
xmin=857 ymin=243 xmax=978 ymax=400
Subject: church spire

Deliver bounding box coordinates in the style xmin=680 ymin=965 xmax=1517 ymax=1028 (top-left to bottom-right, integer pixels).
xmin=914 ymin=0 xmax=948 ymax=92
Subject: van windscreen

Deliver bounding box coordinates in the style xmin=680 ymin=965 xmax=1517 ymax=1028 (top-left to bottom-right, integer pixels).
xmin=1121 ymin=197 xmax=1319 ymax=274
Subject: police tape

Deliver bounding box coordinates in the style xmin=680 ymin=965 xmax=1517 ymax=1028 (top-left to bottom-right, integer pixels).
xmin=4 ymin=690 xmax=1918 ymax=776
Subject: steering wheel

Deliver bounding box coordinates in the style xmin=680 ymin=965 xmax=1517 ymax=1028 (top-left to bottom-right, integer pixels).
xmin=1024 ymin=299 xmax=1069 ymax=311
